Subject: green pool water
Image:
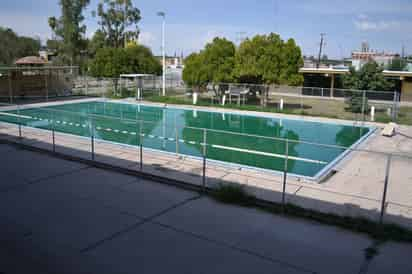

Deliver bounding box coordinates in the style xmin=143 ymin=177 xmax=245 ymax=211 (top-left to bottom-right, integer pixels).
xmin=0 ymin=101 xmax=371 ymax=178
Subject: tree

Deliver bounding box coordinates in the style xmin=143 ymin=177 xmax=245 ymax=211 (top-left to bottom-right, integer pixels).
xmin=183 ymin=37 xmax=236 ymax=94
xmin=233 ymin=33 xmax=303 ymax=85
xmin=93 ymin=0 xmax=141 ymax=48
xmin=48 ymin=0 xmax=90 ymax=65
xmin=87 ymin=30 xmax=106 ymax=58
xmin=387 ymin=58 xmax=407 ymax=71
xmin=0 ymin=27 xmax=41 ymax=65
xmin=89 ymin=45 xmax=161 ymax=92
xmin=182 ymin=52 xmax=208 ymax=91
xmin=343 ymin=62 xmax=394 ymax=91
xmin=343 ymin=62 xmax=394 ymax=113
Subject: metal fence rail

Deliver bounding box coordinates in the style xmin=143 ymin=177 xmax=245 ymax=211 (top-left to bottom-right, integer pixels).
xmin=1 ymin=100 xmax=412 ymax=229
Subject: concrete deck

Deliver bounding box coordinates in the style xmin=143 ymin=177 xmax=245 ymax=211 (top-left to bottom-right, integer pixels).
xmin=1 ymin=143 xmax=412 ymax=274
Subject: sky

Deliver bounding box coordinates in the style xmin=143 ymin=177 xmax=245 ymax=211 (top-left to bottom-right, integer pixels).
xmin=1 ymin=0 xmax=412 ymax=59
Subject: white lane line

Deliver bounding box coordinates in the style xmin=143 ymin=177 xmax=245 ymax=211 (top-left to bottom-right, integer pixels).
xmin=211 ymin=144 xmax=327 ymax=165
xmin=130 ymin=132 xmax=136 ymax=135
xmin=179 ymin=139 xmax=185 ymax=143
xmin=168 ymin=138 xmax=175 ymax=141
xmin=0 ymin=112 xmax=33 ymax=119
xmin=105 ymin=128 xmax=112 ymax=131
xmin=122 ymin=130 xmax=128 ymax=134
xmin=148 ymin=135 xmax=155 ymax=138
xmin=188 ymin=141 xmax=196 ymax=145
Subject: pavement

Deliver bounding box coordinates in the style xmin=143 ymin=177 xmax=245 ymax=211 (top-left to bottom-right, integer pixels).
xmin=1 ymin=143 xmax=412 ymax=274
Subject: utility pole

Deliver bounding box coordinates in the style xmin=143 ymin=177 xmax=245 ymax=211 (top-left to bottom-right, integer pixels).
xmin=317 ymin=33 xmax=326 ymax=68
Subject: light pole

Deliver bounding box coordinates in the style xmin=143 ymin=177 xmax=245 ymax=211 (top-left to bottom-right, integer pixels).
xmin=157 ymin=11 xmax=166 ymax=96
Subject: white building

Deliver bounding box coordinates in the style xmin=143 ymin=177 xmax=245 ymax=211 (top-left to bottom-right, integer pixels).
xmin=351 ymin=42 xmax=399 ymax=70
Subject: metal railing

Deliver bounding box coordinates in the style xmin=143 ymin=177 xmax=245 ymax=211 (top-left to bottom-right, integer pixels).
xmin=1 ymin=100 xmax=412 ymax=229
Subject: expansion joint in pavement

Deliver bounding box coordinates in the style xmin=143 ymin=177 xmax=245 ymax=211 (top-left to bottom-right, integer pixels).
xmin=0 ymin=166 xmax=91 ymax=193
xmin=150 ymin=220 xmax=318 ymax=274
xmin=80 ymin=194 xmax=202 ymax=253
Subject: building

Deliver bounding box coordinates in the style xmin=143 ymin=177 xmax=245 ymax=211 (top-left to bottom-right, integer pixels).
xmin=299 ymin=67 xmax=412 ymax=102
xmin=156 ymin=52 xmax=184 ymax=69
xmin=351 ymin=42 xmax=399 ymax=70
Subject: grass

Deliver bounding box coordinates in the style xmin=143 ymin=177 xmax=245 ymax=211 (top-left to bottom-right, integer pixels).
xmin=210 ymin=184 xmax=412 ymax=243
xmin=142 ymin=93 xmax=412 ymax=125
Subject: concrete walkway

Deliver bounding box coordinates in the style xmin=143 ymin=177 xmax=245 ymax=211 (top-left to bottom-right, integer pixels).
xmin=1 ymin=143 xmax=412 ymax=274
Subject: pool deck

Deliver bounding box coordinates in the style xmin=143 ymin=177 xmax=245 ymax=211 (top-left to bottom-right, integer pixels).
xmin=3 ymin=142 xmax=412 ymax=274
xmin=1 ymin=98 xmax=412 ymax=229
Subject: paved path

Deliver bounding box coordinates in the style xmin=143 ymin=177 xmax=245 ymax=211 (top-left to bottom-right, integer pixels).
xmin=1 ymin=143 xmax=412 ymax=274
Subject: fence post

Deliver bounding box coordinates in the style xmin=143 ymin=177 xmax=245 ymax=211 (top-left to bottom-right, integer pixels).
xmin=51 ymin=111 xmax=55 ymax=153
xmin=361 ymin=90 xmax=366 ymax=123
xmin=8 ymin=72 xmax=13 ymax=104
xmin=392 ymin=92 xmax=398 ymax=121
xmin=202 ymin=129 xmax=207 ymax=191
xmin=175 ymin=126 xmax=179 ymax=156
xmin=17 ymin=104 xmax=22 ymax=140
xmin=380 ymin=154 xmax=392 ymax=224
xmin=139 ymin=119 xmax=143 ymax=170
xmin=282 ymin=139 xmax=289 ymax=213
xmin=85 ymin=75 xmax=89 ymax=96
xmin=90 ymin=116 xmax=95 ymax=160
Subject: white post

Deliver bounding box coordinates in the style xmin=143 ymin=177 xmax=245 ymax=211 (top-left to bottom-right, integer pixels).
xmin=280 ymin=98 xmax=284 ymax=110
xmin=193 ymin=92 xmax=198 ymax=105
xmin=370 ymin=106 xmax=375 ymax=122
xmin=222 ymin=94 xmax=226 ymax=106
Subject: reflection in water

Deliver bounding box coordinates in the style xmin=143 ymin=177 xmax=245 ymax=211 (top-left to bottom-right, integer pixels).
xmin=181 ymin=110 xmax=300 ymax=173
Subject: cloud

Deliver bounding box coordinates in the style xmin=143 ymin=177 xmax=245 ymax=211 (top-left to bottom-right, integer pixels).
xmin=354 ymin=18 xmax=411 ymax=32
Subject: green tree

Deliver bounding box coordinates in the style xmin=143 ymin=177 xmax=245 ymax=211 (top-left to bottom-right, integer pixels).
xmin=87 ymin=30 xmax=106 ymax=58
xmin=183 ymin=37 xmax=236 ymax=94
xmin=343 ymin=62 xmax=394 ymax=113
xmin=89 ymin=45 xmax=161 ymax=92
xmin=387 ymin=58 xmax=407 ymax=71
xmin=93 ymin=0 xmax=141 ymax=48
xmin=48 ymin=0 xmax=90 ymax=65
xmin=0 ymin=27 xmax=41 ymax=65
xmin=343 ymin=62 xmax=394 ymax=91
xmin=182 ymin=52 xmax=208 ymax=91
xmin=233 ymin=33 xmax=303 ymax=85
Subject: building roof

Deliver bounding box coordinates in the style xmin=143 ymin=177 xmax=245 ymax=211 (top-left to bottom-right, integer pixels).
xmin=299 ymin=67 xmax=412 ymax=78
xmin=299 ymin=67 xmax=349 ymax=75
xmin=14 ymin=56 xmax=47 ymax=65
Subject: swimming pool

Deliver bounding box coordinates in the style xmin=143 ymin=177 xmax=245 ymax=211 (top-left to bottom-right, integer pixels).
xmin=0 ymin=100 xmax=372 ymax=179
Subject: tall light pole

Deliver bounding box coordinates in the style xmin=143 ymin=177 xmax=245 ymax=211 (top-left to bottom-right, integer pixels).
xmin=157 ymin=11 xmax=166 ymax=96
xmin=124 ymin=0 xmax=127 ymax=48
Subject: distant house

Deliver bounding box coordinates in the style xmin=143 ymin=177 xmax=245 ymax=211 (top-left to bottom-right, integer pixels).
xmin=15 ymin=56 xmax=48 ymax=67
